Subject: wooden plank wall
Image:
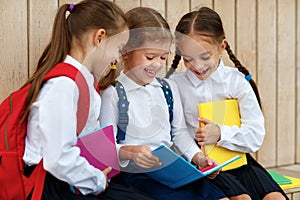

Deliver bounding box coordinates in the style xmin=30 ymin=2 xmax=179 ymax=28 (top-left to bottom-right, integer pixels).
xmin=0 ymin=0 xmax=299 ymax=168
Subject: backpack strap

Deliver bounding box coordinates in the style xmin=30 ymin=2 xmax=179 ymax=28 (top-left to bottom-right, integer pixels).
xmin=115 ymin=78 xmax=174 ymax=143
xmin=156 ymin=77 xmax=174 ymax=138
xmin=43 ymin=62 xmax=90 ymax=135
xmin=25 ymin=62 xmax=90 ymax=199
xmin=115 ymin=81 xmax=129 ymax=143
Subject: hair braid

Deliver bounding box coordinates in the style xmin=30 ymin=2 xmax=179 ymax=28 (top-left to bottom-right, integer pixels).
xmin=225 ymin=43 xmax=250 ymax=75
xmin=225 ymin=42 xmax=262 ymax=108
xmin=166 ymin=54 xmax=181 ymax=78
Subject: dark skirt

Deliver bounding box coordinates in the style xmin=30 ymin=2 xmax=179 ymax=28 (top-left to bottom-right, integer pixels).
xmin=25 ymin=166 xmax=154 ymax=200
xmin=111 ymin=172 xmax=226 ymax=200
xmin=210 ymin=154 xmax=289 ymax=200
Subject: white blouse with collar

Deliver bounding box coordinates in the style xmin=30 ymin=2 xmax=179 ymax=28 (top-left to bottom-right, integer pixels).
xmin=23 ymin=55 xmax=105 ymax=195
xmin=100 ymin=71 xmax=201 ymax=166
xmin=169 ymin=61 xmax=265 ymax=153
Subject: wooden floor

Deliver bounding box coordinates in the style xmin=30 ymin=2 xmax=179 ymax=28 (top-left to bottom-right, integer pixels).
xmin=267 ymin=164 xmax=300 ymax=200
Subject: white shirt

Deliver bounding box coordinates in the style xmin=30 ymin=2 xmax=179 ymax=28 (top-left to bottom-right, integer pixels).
xmin=23 ymin=55 xmax=106 ymax=195
xmin=100 ymin=71 xmax=200 ymax=166
xmin=169 ymin=61 xmax=265 ymax=153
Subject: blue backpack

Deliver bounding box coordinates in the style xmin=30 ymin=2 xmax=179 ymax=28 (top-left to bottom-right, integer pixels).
xmin=115 ymin=78 xmax=174 ymax=143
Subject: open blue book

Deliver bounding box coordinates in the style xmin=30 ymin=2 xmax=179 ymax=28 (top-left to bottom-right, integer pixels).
xmin=146 ymin=144 xmax=241 ymax=189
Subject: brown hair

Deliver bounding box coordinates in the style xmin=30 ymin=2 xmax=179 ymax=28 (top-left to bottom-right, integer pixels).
xmin=170 ymin=7 xmax=261 ymax=107
xmin=22 ymin=0 xmax=126 ymax=121
xmin=98 ymin=7 xmax=172 ymax=90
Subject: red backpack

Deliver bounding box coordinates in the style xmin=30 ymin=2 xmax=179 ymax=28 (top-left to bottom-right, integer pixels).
xmin=0 ymin=63 xmax=90 ymax=200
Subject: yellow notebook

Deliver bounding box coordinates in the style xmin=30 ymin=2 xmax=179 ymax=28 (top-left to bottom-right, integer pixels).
xmin=280 ymin=176 xmax=300 ymax=190
xmin=198 ymin=99 xmax=247 ymax=171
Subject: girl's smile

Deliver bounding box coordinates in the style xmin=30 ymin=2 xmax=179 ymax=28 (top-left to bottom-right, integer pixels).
xmin=124 ymin=43 xmax=170 ymax=86
xmin=178 ymin=34 xmax=223 ymax=80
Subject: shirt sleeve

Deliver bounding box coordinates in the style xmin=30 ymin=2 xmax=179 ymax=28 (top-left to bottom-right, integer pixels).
xmin=36 ymin=77 xmax=106 ymax=195
xmin=167 ymin=80 xmax=201 ymax=162
xmin=217 ymin=75 xmax=265 ymax=153
xmin=100 ymin=85 xmax=129 ymax=167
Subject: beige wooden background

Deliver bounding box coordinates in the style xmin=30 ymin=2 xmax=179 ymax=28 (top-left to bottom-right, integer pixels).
xmin=0 ymin=0 xmax=299 ymax=168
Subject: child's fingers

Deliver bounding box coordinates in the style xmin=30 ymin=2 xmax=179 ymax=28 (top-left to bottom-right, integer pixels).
xmin=135 ymin=152 xmax=162 ymax=168
xmin=195 ymin=129 xmax=206 ymax=143
xmin=198 ymin=118 xmax=211 ymax=125
xmin=146 ymin=153 xmax=162 ymax=165
xmin=102 ymin=167 xmax=112 ymax=176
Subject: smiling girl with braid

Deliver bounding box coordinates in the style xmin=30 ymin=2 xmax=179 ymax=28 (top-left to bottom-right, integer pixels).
xmin=100 ymin=6 xmax=229 ymax=200
xmin=169 ymin=7 xmax=288 ymax=200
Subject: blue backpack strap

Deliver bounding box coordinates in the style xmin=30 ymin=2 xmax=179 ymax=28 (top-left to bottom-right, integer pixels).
xmin=115 ymin=81 xmax=129 ymax=143
xmin=156 ymin=77 xmax=174 ymax=138
xmin=115 ymin=78 xmax=174 ymax=143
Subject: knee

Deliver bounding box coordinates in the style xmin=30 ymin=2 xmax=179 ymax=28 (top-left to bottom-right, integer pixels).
xmin=229 ymin=194 xmax=252 ymax=200
xmin=263 ymin=192 xmax=286 ymax=200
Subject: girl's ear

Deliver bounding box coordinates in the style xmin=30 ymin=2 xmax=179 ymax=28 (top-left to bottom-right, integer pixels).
xmin=220 ymin=39 xmax=227 ymax=50
xmin=94 ymin=28 xmax=106 ymax=47
xmin=122 ymin=52 xmax=128 ymax=59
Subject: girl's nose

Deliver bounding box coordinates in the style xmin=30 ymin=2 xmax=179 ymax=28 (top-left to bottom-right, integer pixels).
xmin=193 ymin=60 xmax=205 ymax=71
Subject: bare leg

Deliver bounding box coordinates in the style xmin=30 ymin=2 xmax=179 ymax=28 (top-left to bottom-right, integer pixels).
xmin=229 ymin=194 xmax=252 ymax=200
xmin=262 ymin=192 xmax=286 ymax=200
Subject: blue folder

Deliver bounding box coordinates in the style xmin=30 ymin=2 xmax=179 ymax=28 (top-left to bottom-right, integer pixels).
xmin=145 ymin=144 xmax=241 ymax=189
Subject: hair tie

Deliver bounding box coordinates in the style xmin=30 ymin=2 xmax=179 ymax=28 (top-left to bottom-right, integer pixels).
xmin=69 ymin=3 xmax=75 ymax=12
xmin=245 ymin=74 xmax=252 ymax=81
xmin=110 ymin=64 xmax=117 ymax=70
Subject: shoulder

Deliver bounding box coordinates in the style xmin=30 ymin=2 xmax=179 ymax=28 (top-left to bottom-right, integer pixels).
xmin=100 ymin=85 xmax=117 ymax=99
xmin=156 ymin=77 xmax=178 ymax=91
xmin=42 ymin=76 xmax=79 ymax=95
xmin=222 ymin=65 xmax=244 ymax=79
xmin=156 ymin=78 xmax=181 ymax=103
xmin=36 ymin=76 xmax=79 ymax=105
xmin=169 ymin=71 xmax=187 ymax=83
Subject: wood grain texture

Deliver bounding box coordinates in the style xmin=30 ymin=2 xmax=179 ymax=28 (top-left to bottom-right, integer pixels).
xmin=297 ymin=0 xmax=300 ymax=164
xmin=28 ymin=0 xmax=58 ymax=75
xmin=256 ymin=0 xmax=277 ymax=167
xmin=236 ymin=0 xmax=256 ymax=80
xmin=59 ymin=0 xmax=82 ymax=6
xmin=141 ymin=0 xmax=165 ymax=16
xmin=114 ymin=0 xmax=140 ymax=13
xmin=214 ymin=0 xmax=235 ymax=67
xmin=0 ymin=0 xmax=28 ymax=102
xmin=190 ymin=0 xmax=213 ymax=11
xmin=277 ymin=0 xmax=296 ymax=166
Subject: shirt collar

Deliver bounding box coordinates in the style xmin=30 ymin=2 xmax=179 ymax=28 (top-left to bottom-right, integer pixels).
xmin=185 ymin=60 xmax=225 ymax=87
xmin=64 ymin=55 xmax=94 ymax=82
xmin=117 ymin=71 xmax=162 ymax=92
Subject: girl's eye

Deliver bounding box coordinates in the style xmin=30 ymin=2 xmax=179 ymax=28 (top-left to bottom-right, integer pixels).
xmin=146 ymin=56 xmax=154 ymax=60
xmin=160 ymin=56 xmax=167 ymax=60
xmin=201 ymin=56 xmax=210 ymax=60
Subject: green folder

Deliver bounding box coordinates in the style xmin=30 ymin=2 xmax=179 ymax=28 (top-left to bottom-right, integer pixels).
xmin=268 ymin=170 xmax=292 ymax=185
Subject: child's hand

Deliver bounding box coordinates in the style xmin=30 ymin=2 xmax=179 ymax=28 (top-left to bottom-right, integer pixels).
xmin=131 ymin=145 xmax=162 ymax=168
xmin=192 ymin=152 xmax=219 ymax=179
xmin=195 ymin=118 xmax=221 ymax=146
xmin=120 ymin=145 xmax=162 ymax=168
xmin=96 ymin=166 xmax=112 ymax=195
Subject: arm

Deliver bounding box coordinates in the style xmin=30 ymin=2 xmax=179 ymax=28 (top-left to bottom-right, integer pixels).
xmin=166 ymin=80 xmax=202 ymax=162
xmin=36 ymin=77 xmax=106 ymax=195
xmin=218 ymin=75 xmax=265 ymax=153
xmin=100 ymin=85 xmax=128 ymax=167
